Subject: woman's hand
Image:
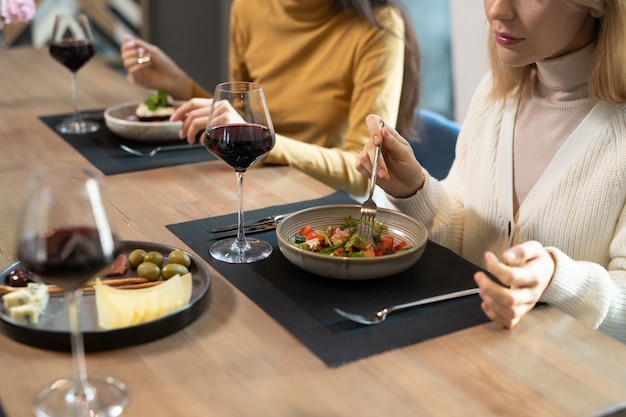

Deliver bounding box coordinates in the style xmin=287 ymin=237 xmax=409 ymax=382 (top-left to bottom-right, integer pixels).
xmin=473 ymin=241 xmax=556 ymax=328
xmin=170 ymin=99 xmax=246 ymax=143
xmin=121 ymin=35 xmax=193 ymax=100
xmin=355 ymin=114 xmax=425 ymax=198
xmin=170 ymin=98 xmax=214 ymax=143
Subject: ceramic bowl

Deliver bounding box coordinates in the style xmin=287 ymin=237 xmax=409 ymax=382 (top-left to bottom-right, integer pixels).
xmin=104 ymin=101 xmax=183 ymax=142
xmin=276 ymin=204 xmax=428 ymax=280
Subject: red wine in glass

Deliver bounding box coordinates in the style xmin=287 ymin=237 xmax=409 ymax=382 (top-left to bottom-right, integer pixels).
xmin=18 ymin=167 xmax=128 ymax=417
xmin=205 ymin=123 xmax=274 ymax=170
xmin=17 ymin=226 xmax=116 ymax=291
xmin=204 ymin=82 xmax=276 ymax=264
xmin=49 ymin=39 xmax=96 ymax=73
xmin=49 ymin=13 xmax=99 ymax=135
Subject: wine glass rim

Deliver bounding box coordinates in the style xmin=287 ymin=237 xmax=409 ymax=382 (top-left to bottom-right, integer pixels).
xmin=215 ymin=81 xmax=263 ymax=92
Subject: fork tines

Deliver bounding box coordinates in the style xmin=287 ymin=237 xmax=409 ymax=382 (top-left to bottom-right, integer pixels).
xmin=358 ymin=200 xmax=377 ymax=245
xmin=358 ymin=143 xmax=381 ymax=245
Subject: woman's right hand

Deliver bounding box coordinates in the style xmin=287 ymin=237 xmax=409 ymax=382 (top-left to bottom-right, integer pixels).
xmin=355 ymin=114 xmax=425 ymax=198
xmin=121 ymin=35 xmax=194 ymax=100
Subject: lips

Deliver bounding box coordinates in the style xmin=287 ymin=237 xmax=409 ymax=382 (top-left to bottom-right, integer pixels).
xmin=494 ymin=31 xmax=523 ymax=46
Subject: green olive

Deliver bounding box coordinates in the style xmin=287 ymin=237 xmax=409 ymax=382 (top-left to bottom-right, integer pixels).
xmin=128 ymin=249 xmax=147 ymax=269
xmin=168 ymin=249 xmax=191 ymax=268
xmin=137 ymin=262 xmax=161 ymax=281
xmin=161 ymin=263 xmax=189 ymax=280
xmin=143 ymin=251 xmax=164 ymax=267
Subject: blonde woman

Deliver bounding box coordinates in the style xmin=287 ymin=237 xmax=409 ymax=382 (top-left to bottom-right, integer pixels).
xmin=356 ymin=0 xmax=626 ymax=341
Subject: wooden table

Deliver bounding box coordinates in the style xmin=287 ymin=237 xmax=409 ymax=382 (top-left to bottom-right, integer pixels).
xmin=2 ymin=47 xmax=626 ymax=417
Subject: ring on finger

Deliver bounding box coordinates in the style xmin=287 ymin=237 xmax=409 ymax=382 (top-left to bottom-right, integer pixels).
xmin=136 ymin=47 xmax=151 ymax=65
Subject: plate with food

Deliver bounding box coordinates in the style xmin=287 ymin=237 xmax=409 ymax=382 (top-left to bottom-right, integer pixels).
xmin=0 ymin=240 xmax=211 ymax=351
xmin=104 ymin=89 xmax=183 ymax=142
xmin=276 ymin=204 xmax=428 ymax=280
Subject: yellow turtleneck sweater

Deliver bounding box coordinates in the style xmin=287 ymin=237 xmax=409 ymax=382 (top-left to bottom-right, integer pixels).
xmin=193 ymin=0 xmax=405 ymax=196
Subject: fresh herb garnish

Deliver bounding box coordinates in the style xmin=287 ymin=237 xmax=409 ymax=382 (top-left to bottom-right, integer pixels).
xmin=144 ymin=88 xmax=170 ymax=111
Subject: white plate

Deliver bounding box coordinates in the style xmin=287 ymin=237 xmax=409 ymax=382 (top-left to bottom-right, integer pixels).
xmin=104 ymin=101 xmax=183 ymax=142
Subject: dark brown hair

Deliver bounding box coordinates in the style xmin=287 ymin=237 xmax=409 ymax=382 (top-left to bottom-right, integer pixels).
xmin=336 ymin=0 xmax=421 ymax=137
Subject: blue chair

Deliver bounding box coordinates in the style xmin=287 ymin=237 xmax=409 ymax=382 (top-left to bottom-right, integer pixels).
xmin=409 ymin=108 xmax=460 ymax=180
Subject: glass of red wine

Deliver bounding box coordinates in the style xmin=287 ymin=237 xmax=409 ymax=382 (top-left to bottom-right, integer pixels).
xmin=17 ymin=167 xmax=128 ymax=417
xmin=49 ymin=13 xmax=99 ymax=134
xmin=204 ymin=82 xmax=276 ymax=263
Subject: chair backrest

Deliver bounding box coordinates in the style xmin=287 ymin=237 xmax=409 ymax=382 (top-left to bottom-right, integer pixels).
xmin=409 ymin=108 xmax=460 ymax=180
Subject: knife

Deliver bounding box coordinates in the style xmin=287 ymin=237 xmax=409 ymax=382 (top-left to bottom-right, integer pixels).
xmin=207 ymin=221 xmax=280 ymax=240
xmin=210 ymin=213 xmax=291 ymax=233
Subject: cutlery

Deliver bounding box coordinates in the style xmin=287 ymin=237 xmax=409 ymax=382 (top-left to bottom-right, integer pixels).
xmin=211 ymin=213 xmax=291 ymax=233
xmin=334 ymin=287 xmax=480 ymax=325
xmin=358 ymin=120 xmax=383 ymax=244
xmin=207 ymin=221 xmax=280 ymax=240
xmin=119 ymin=143 xmax=203 ymax=157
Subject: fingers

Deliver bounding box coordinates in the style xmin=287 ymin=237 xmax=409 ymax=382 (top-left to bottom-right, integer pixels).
xmin=136 ymin=47 xmax=152 ymax=65
xmin=357 ymin=115 xmax=388 ymax=179
xmin=170 ymin=98 xmax=213 ymax=122
xmin=121 ymin=36 xmax=154 ymax=74
xmin=474 ymin=271 xmax=531 ymax=328
xmin=488 ymin=242 xmax=555 ymax=288
xmin=181 ymin=117 xmax=209 ymax=143
xmin=169 ymin=98 xmax=214 ymax=143
xmin=474 ymin=242 xmax=556 ymax=329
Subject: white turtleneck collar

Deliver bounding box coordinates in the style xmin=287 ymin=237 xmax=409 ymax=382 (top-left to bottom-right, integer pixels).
xmin=533 ymin=43 xmax=595 ymax=100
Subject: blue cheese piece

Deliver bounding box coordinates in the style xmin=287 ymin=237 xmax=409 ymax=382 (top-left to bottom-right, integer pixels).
xmin=3 ymin=288 xmax=32 ymax=309
xmin=27 ymin=283 xmax=49 ymax=310
xmin=2 ymin=283 xmax=49 ymax=325
xmin=3 ymin=283 xmax=48 ymax=309
xmin=9 ymin=303 xmax=41 ymax=325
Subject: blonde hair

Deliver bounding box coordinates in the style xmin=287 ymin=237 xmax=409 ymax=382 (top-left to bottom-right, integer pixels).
xmin=488 ymin=0 xmax=626 ymax=104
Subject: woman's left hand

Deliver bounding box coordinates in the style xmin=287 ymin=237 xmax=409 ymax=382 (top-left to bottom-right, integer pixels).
xmin=171 ymin=98 xmax=248 ymax=143
xmin=473 ymin=240 xmax=556 ymax=328
xmin=170 ymin=98 xmax=214 ymax=143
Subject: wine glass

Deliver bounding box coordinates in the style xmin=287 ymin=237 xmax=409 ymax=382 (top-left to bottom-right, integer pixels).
xmin=49 ymin=13 xmax=99 ymax=134
xmin=17 ymin=167 xmax=128 ymax=417
xmin=204 ymin=82 xmax=276 ymax=263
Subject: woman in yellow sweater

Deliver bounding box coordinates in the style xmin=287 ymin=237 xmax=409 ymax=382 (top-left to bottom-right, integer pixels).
xmin=121 ymin=0 xmax=419 ymax=196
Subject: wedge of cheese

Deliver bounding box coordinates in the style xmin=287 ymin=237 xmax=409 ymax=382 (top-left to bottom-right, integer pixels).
xmin=95 ymin=273 xmax=192 ymax=329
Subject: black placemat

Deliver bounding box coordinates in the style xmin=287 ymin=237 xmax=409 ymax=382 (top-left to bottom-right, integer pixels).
xmin=166 ymin=190 xmax=490 ymax=366
xmin=40 ymin=110 xmax=215 ymax=175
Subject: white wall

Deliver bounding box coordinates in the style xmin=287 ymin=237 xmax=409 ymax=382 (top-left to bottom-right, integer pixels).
xmin=450 ymin=1 xmax=489 ymax=123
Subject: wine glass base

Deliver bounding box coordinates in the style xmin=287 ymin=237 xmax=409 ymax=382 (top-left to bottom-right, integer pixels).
xmin=56 ymin=119 xmax=100 ymax=135
xmin=35 ymin=376 xmax=129 ymax=417
xmin=210 ymin=237 xmax=273 ymax=263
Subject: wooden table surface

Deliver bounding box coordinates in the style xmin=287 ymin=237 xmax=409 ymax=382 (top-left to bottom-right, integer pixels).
xmin=2 ymin=47 xmax=626 ymax=417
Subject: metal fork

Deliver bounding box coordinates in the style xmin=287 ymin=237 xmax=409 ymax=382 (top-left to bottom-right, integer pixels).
xmin=334 ymin=288 xmax=480 ymax=325
xmin=119 ymin=143 xmax=203 ymax=157
xmin=358 ymin=120 xmax=383 ymax=244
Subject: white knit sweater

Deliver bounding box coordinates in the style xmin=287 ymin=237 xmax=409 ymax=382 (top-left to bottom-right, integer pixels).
xmin=389 ymin=73 xmax=626 ymax=343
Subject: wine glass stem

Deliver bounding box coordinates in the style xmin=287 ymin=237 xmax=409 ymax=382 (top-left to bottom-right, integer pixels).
xmin=70 ymin=72 xmax=84 ymax=129
xmin=235 ymin=170 xmax=248 ymax=248
xmin=67 ymin=289 xmax=95 ymax=405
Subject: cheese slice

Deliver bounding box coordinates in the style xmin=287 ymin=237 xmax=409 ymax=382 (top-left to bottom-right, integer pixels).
xmin=95 ymin=273 xmax=193 ymax=329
